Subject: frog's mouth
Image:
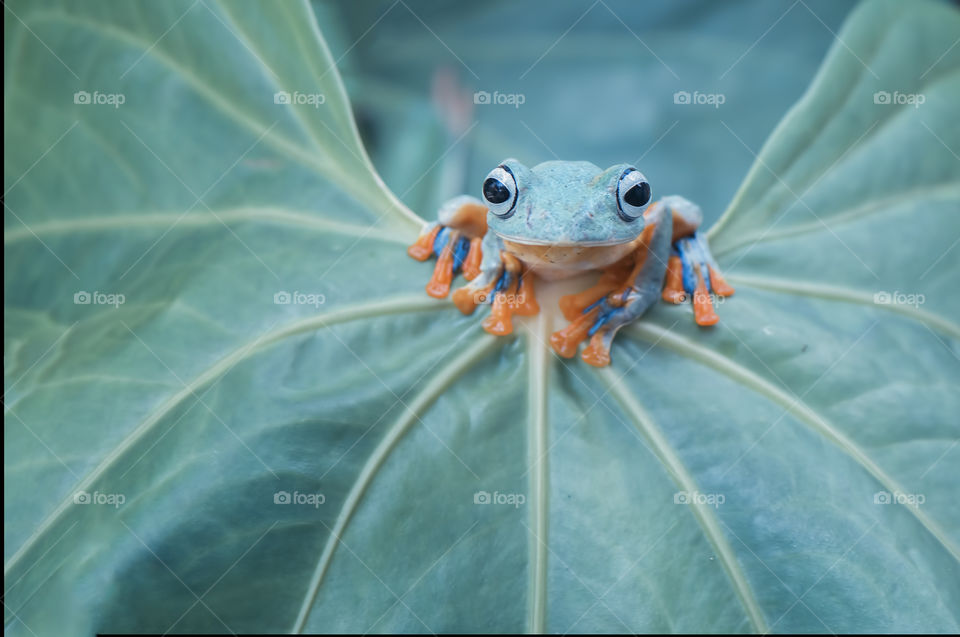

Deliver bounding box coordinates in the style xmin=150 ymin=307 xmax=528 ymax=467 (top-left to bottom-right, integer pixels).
xmin=497 ymin=233 xmax=637 ymax=278
xmin=493 ymin=231 xmax=633 ymax=248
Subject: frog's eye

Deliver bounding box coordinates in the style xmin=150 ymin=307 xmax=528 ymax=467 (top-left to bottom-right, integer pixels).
xmin=482 ymin=165 xmax=518 ymax=218
xmin=616 ymin=168 xmax=651 ymax=221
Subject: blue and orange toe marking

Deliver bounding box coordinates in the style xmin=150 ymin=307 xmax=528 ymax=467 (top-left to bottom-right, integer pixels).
xmin=410 ymin=227 xmax=480 ymax=299
xmin=670 ymin=232 xmax=734 ymax=326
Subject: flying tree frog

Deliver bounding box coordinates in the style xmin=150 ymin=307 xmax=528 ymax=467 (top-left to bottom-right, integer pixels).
xmin=407 ymin=159 xmax=734 ymax=366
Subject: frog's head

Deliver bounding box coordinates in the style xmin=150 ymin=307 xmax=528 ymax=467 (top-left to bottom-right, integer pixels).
xmin=480 ymin=159 xmax=652 ymax=247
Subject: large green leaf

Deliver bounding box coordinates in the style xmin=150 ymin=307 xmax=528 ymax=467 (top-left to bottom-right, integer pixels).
xmin=4 ymin=0 xmax=958 ymax=634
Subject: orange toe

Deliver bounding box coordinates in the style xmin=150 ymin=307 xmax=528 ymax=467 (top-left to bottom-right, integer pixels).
xmin=461 ymin=238 xmax=483 ymax=280
xmin=662 ymin=255 xmax=686 ymax=304
xmin=550 ymin=308 xmax=597 ymax=358
xmin=426 ymin=254 xmax=454 ymax=298
xmin=709 ymin=266 xmax=735 ymax=297
xmin=408 ymin=226 xmax=441 ymax=261
xmin=581 ymin=332 xmax=611 ymax=367
xmin=512 ymin=274 xmax=540 ymax=316
xmin=558 ymin=295 xmax=585 ymax=322
xmin=452 ymin=286 xmax=480 ymax=315
xmin=549 ymin=330 xmax=579 ymax=358
xmin=482 ymin=293 xmax=514 ymax=335
xmin=693 ymin=272 xmax=719 ymax=326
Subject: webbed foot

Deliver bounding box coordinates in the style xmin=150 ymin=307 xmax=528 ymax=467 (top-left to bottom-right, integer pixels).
xmin=479 ymin=254 xmax=538 ymax=336
xmin=408 ymin=197 xmax=489 ymax=298
xmin=663 ymin=232 xmax=734 ymax=326
xmin=552 ymin=288 xmax=639 ymax=367
xmin=408 ymin=225 xmax=483 ymax=299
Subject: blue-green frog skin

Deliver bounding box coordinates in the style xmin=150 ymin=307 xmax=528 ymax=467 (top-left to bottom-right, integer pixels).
xmin=407 ymin=159 xmax=734 ymax=366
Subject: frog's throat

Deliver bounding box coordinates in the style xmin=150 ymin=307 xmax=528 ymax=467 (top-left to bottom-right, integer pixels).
xmin=499 ymin=236 xmax=638 ymax=279
xmin=493 ymin=231 xmax=635 ymax=248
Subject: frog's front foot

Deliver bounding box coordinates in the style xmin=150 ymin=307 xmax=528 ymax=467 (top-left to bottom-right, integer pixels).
xmin=407 ymin=196 xmax=488 ymax=298
xmin=408 ymin=225 xmax=483 ymax=298
xmin=452 ymin=253 xmax=539 ymax=336
xmin=551 ymin=287 xmax=640 ymax=367
xmin=662 ymin=232 xmax=734 ymax=326
xmin=409 ymin=195 xmax=540 ymax=335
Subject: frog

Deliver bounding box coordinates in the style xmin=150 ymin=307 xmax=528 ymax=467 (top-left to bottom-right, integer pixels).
xmin=407 ymin=159 xmax=734 ymax=366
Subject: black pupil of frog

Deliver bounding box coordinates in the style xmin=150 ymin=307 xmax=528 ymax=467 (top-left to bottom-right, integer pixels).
xmin=624 ymin=182 xmax=651 ymax=207
xmin=483 ymin=177 xmax=511 ymax=204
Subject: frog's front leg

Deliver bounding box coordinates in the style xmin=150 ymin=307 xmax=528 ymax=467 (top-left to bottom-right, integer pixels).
xmin=409 ymin=196 xmax=539 ymax=335
xmin=407 ymin=196 xmax=487 ymax=298
xmin=659 ymin=196 xmax=734 ymax=326
xmin=451 ymin=232 xmax=539 ymax=336
xmin=550 ymin=197 xmax=735 ymax=366
xmin=550 ymin=204 xmax=672 ymax=367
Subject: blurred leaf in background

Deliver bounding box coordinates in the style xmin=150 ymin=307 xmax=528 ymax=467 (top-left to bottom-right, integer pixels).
xmin=329 ymin=0 xmax=855 ymax=220
xmin=4 ymin=0 xmax=959 ymax=634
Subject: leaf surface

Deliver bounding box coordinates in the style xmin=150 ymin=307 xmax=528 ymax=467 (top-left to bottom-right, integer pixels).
xmin=4 ymin=0 xmax=958 ymax=633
